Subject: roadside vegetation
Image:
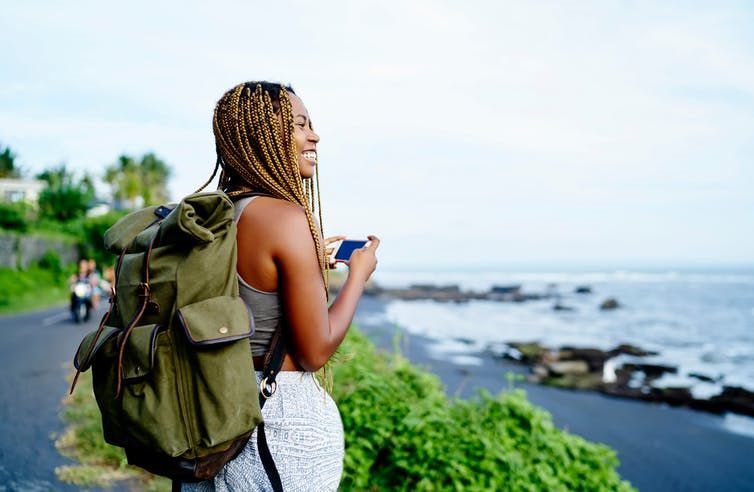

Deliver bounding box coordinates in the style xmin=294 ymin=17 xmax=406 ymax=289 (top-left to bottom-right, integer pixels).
xmin=0 ymin=142 xmax=169 ymax=315
xmin=57 ymin=327 xmax=634 ymax=491
xmin=0 ymin=259 xmax=70 ymax=314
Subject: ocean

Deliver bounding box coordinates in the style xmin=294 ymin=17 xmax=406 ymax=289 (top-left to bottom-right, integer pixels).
xmin=371 ymin=267 xmax=754 ymax=399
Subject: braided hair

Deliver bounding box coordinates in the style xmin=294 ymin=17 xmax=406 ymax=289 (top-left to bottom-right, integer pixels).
xmin=197 ymin=82 xmax=327 ymax=288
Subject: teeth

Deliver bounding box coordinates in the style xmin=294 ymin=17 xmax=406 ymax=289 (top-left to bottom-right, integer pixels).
xmin=303 ymin=151 xmax=317 ymax=162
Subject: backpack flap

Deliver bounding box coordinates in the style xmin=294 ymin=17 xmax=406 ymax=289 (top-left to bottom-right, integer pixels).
xmin=122 ymin=324 xmax=164 ymax=382
xmin=104 ymin=206 xmax=172 ymax=254
xmin=176 ymin=296 xmax=254 ymax=346
xmin=74 ymin=326 xmax=119 ymax=371
xmin=158 ymin=192 xmax=234 ymax=246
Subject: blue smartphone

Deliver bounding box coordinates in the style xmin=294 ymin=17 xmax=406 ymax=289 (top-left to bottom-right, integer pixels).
xmin=333 ymin=239 xmax=368 ymax=262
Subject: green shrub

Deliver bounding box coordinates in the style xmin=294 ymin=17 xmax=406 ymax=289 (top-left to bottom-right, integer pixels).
xmin=0 ymin=201 xmax=30 ymax=231
xmin=37 ymin=249 xmax=63 ymax=274
xmin=332 ymin=330 xmax=634 ymax=491
xmin=78 ymin=212 xmax=127 ymax=267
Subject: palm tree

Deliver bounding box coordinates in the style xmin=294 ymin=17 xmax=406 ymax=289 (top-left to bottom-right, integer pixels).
xmin=104 ymin=153 xmax=171 ymax=209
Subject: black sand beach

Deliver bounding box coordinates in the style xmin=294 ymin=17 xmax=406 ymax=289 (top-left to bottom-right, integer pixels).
xmin=354 ymin=296 xmax=754 ymax=492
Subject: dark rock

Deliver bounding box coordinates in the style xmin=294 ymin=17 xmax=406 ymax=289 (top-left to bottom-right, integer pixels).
xmin=688 ymin=372 xmax=720 ymax=383
xmin=454 ymin=337 xmax=475 ymax=346
xmin=600 ymin=297 xmax=620 ymax=310
xmin=649 ymin=386 xmax=694 ymax=407
xmin=558 ymin=347 xmax=612 ymax=372
xmin=574 ymin=285 xmax=592 ymax=294
xmin=553 ymin=303 xmax=575 ymax=311
xmin=409 ymin=284 xmax=460 ymax=293
xmin=709 ymin=386 xmax=754 ymax=418
xmin=490 ymin=284 xmax=521 ymax=295
xmin=378 ymin=284 xmax=470 ymax=302
xmin=609 ymin=344 xmax=658 ymax=357
xmin=601 ymin=384 xmax=694 ymax=408
xmin=621 ymin=362 xmax=677 ymax=379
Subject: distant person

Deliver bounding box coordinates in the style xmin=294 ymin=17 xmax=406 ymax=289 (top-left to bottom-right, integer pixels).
xmin=68 ymin=258 xmax=92 ymax=286
xmin=181 ymin=82 xmax=379 ymax=491
xmin=87 ymin=259 xmax=102 ymax=309
xmin=69 ymin=259 xmax=95 ymax=321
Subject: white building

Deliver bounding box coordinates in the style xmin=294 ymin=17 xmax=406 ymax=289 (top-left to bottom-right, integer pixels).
xmin=0 ymin=178 xmax=46 ymax=203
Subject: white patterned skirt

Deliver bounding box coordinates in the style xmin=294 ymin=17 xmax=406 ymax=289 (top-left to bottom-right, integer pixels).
xmin=182 ymin=372 xmax=344 ymax=492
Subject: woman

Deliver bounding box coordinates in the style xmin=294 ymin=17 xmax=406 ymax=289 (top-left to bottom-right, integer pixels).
xmin=184 ymin=82 xmax=379 ymax=491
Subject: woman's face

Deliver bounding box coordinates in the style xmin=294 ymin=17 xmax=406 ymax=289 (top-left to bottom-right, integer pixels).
xmin=287 ymin=92 xmax=320 ymax=179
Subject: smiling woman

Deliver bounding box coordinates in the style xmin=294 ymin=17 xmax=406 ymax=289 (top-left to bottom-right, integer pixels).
xmin=182 ymin=82 xmax=380 ymax=492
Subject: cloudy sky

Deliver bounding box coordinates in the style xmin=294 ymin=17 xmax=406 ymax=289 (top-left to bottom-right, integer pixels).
xmin=2 ymin=1 xmax=753 ymax=269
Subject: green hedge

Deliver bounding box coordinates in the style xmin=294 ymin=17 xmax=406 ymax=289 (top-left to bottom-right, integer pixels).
xmin=332 ymin=330 xmax=634 ymax=491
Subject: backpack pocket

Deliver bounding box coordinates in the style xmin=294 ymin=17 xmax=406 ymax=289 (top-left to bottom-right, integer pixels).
xmin=116 ymin=323 xmax=190 ymax=457
xmin=122 ymin=324 xmax=165 ymax=382
xmin=74 ymin=326 xmax=119 ymax=371
xmin=175 ymin=296 xmax=262 ymax=452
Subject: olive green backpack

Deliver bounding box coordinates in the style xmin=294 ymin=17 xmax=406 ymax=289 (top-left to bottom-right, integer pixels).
xmin=71 ymin=191 xmax=284 ymax=490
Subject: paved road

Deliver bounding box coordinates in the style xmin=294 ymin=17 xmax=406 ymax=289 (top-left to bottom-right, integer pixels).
xmin=0 ymin=303 xmax=105 ymax=491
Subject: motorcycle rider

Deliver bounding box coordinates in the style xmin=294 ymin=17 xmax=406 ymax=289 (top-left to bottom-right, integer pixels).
xmin=69 ymin=259 xmax=96 ymax=321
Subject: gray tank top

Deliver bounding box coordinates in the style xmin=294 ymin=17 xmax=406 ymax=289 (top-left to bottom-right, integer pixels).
xmin=234 ymin=196 xmax=281 ymax=357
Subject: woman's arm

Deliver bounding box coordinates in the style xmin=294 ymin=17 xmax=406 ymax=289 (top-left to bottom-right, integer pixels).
xmin=273 ymin=204 xmax=378 ymax=371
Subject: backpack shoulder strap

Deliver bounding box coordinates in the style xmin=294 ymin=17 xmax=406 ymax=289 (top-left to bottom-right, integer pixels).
xmin=256 ymin=329 xmax=286 ymax=492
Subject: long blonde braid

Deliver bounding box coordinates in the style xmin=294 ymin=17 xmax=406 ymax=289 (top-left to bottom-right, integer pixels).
xmin=198 ymin=82 xmax=328 ymax=289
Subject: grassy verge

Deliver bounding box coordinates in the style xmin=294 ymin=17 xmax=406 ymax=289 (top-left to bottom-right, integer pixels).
xmin=56 ymin=369 xmax=171 ymax=491
xmin=58 ymin=327 xmax=634 ymax=491
xmin=0 ymin=265 xmax=70 ymax=315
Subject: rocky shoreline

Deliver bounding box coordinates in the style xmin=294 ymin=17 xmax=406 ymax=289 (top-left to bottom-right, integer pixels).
xmin=488 ymin=339 xmax=754 ymax=418
xmin=360 ymin=282 xmax=754 ymax=419
xmin=366 ymin=282 xmax=622 ymax=310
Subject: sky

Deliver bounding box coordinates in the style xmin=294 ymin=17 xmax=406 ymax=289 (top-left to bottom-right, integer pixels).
xmin=1 ymin=1 xmax=753 ymax=269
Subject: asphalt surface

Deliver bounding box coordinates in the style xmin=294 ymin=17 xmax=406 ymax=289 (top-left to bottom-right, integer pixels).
xmin=354 ymin=296 xmax=754 ymax=492
xmin=0 ymin=302 xmax=105 ymax=491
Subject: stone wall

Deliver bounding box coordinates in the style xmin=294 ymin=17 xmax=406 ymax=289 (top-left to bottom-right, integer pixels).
xmin=0 ymin=231 xmax=79 ymax=269
xmin=0 ymin=235 xmax=16 ymax=268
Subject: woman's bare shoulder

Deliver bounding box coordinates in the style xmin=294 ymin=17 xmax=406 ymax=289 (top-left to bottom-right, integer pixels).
xmin=241 ymin=196 xmax=311 ymax=241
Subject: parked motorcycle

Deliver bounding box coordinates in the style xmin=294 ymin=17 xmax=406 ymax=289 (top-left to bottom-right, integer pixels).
xmin=71 ymin=280 xmax=93 ymax=323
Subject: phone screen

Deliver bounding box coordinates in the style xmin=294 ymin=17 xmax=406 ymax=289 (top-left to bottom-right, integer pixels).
xmin=334 ymin=240 xmax=368 ymax=261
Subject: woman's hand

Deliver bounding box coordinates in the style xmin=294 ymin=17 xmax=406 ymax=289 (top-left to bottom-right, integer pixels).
xmin=324 ymin=235 xmax=346 ymax=269
xmin=347 ymin=235 xmax=380 ymax=283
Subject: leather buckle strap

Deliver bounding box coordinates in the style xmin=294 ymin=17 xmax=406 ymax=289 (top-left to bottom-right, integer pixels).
xmin=136 ymin=282 xmax=150 ymax=299
xmin=258 ymin=328 xmax=286 ymax=409
xmin=259 ymin=377 xmax=277 ymax=399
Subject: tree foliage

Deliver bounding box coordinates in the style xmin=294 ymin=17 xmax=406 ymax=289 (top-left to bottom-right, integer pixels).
xmin=0 ymin=202 xmax=30 ymax=231
xmin=104 ymin=153 xmax=171 ymax=209
xmin=36 ymin=164 xmax=95 ymax=222
xmin=0 ymin=143 xmax=22 ymax=178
